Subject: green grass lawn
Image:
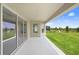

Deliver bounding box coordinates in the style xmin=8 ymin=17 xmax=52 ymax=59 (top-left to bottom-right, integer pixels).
xmin=3 ymin=30 xmax=16 ymax=40
xmin=46 ymin=31 xmax=79 ymax=55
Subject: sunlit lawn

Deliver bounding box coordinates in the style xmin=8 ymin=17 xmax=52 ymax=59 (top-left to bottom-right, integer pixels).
xmin=3 ymin=30 xmax=16 ymax=40
xmin=46 ymin=31 xmax=79 ymax=55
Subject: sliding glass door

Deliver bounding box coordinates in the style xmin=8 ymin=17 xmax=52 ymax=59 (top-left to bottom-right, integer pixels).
xmin=3 ymin=7 xmax=17 ymax=55
xmin=18 ymin=17 xmax=24 ymax=46
xmin=0 ymin=4 xmax=27 ymax=55
xmin=23 ymin=21 xmax=27 ymax=41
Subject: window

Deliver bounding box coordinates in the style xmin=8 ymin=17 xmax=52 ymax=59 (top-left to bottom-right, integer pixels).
xmin=33 ymin=24 xmax=38 ymax=33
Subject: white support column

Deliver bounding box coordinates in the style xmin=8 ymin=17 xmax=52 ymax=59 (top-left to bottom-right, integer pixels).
xmin=1 ymin=4 xmax=3 ymax=55
xmin=44 ymin=24 xmax=46 ymax=35
xmin=27 ymin=21 xmax=30 ymax=40
xmin=39 ymin=23 xmax=42 ymax=37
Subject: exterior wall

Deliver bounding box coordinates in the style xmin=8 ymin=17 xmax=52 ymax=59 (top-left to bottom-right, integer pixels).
xmin=0 ymin=4 xmax=44 ymax=55
xmin=0 ymin=4 xmax=28 ymax=55
xmin=30 ymin=21 xmax=40 ymax=37
xmin=30 ymin=21 xmax=42 ymax=37
xmin=0 ymin=4 xmax=45 ymax=55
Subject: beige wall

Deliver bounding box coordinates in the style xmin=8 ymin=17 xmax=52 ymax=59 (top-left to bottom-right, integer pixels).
xmin=30 ymin=21 xmax=42 ymax=37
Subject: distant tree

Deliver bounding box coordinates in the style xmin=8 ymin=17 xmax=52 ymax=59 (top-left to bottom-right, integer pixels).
xmin=54 ymin=27 xmax=58 ymax=30
xmin=58 ymin=27 xmax=62 ymax=32
xmin=46 ymin=26 xmax=50 ymax=31
xmin=4 ymin=28 xmax=8 ymax=31
xmin=76 ymin=27 xmax=79 ymax=32
xmin=59 ymin=27 xmax=62 ymax=30
xmin=66 ymin=26 xmax=69 ymax=32
xmin=10 ymin=28 xmax=14 ymax=30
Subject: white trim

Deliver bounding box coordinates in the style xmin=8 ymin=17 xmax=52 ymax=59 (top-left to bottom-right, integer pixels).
xmin=3 ymin=36 xmax=16 ymax=42
xmin=44 ymin=35 xmax=65 ymax=55
xmin=16 ymin=16 xmax=18 ymax=48
xmin=23 ymin=21 xmax=24 ymax=41
xmin=1 ymin=4 xmax=3 ymax=55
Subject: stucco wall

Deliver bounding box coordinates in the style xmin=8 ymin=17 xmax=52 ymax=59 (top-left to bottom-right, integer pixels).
xmin=30 ymin=21 xmax=41 ymax=37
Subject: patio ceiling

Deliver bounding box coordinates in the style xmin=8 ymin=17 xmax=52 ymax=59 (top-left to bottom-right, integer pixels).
xmin=4 ymin=3 xmax=76 ymax=22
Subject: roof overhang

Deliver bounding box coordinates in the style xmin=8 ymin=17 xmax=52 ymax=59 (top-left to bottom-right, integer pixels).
xmin=2 ymin=3 xmax=78 ymax=23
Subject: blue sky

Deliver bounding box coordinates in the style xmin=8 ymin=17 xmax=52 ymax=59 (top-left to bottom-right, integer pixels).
xmin=3 ymin=22 xmax=15 ymax=29
xmin=46 ymin=6 xmax=79 ymax=28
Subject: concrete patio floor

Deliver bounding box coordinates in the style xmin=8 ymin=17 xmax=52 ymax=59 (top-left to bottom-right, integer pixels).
xmin=14 ymin=37 xmax=59 ymax=55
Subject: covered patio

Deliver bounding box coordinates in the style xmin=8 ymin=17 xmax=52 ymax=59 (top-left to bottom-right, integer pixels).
xmin=0 ymin=3 xmax=78 ymax=55
xmin=14 ymin=37 xmax=58 ymax=55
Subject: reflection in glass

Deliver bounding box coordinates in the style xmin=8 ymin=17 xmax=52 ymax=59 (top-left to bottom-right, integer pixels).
xmin=21 ymin=24 xmax=23 ymax=33
xmin=3 ymin=21 xmax=17 ymax=55
xmin=3 ymin=21 xmax=16 ymax=40
xmin=24 ymin=24 xmax=27 ymax=33
xmin=18 ymin=18 xmax=23 ymax=46
xmin=23 ymin=23 xmax=27 ymax=41
xmin=3 ymin=7 xmax=17 ymax=55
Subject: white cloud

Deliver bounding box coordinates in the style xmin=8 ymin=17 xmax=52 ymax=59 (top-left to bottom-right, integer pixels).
xmin=68 ymin=12 xmax=75 ymax=16
xmin=46 ymin=23 xmax=52 ymax=26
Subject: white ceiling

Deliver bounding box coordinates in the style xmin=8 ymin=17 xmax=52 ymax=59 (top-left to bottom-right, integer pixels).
xmin=4 ymin=3 xmax=75 ymax=22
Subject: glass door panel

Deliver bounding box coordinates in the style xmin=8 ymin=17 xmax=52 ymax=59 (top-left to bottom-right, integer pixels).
xmin=18 ymin=17 xmax=23 ymax=46
xmin=23 ymin=21 xmax=27 ymax=41
xmin=3 ymin=7 xmax=17 ymax=55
